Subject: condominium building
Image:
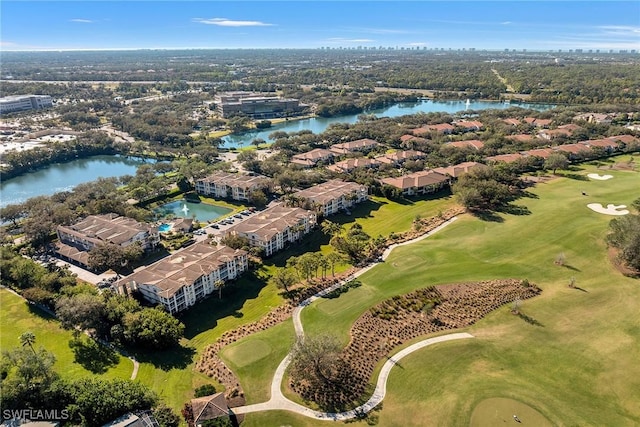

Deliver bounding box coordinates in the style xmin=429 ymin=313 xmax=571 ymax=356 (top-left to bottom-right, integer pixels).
xmin=329 ymin=138 xmax=380 ymax=155
xmin=379 ymin=170 xmax=450 ymax=196
xmin=214 ymin=91 xmax=306 ymax=119
xmin=291 ymin=148 xmax=334 ymax=168
xmin=291 ymin=180 xmax=368 ymax=217
xmin=223 ymin=204 xmax=317 ymax=256
xmin=0 ymin=95 xmax=53 ymax=114
xmin=116 ymin=243 xmax=248 ymax=314
xmin=55 ymin=214 xmax=160 ymax=268
xmin=195 ymin=172 xmax=271 ymax=202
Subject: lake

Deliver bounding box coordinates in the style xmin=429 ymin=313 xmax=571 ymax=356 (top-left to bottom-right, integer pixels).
xmin=221 ymin=99 xmax=554 ymax=147
xmin=0 ymin=155 xmax=154 ymax=208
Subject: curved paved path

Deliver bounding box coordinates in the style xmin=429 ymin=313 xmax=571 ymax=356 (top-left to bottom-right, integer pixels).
xmin=233 ymin=216 xmax=473 ymax=420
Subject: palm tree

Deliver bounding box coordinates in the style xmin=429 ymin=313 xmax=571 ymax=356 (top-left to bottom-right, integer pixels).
xmin=326 ymin=252 xmax=346 ymax=277
xmin=215 ymin=279 xmax=225 ymax=299
xmin=20 ymin=331 xmax=37 ymax=356
xmin=318 ymin=255 xmax=330 ymax=279
xmin=321 ymin=220 xmax=343 ymax=238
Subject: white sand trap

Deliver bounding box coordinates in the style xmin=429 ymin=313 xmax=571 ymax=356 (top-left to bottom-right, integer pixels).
xmin=587 ymin=203 xmax=629 ymax=215
xmin=587 ymin=173 xmax=614 ymax=180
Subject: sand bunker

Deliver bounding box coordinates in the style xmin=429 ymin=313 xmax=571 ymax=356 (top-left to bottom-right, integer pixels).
xmin=587 ymin=203 xmax=629 ymax=215
xmin=587 ymin=173 xmax=614 ymax=180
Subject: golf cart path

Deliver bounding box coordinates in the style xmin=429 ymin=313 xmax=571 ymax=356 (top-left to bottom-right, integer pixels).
xmin=233 ymin=217 xmax=475 ymax=420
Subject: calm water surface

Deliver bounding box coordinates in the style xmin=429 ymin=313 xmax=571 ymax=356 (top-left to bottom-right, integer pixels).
xmin=153 ymin=200 xmax=232 ymax=222
xmin=0 ymin=155 xmax=154 ymax=208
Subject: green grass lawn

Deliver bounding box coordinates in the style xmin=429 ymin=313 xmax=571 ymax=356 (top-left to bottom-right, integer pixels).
xmin=237 ymin=160 xmax=640 ymax=426
xmin=0 ymin=290 xmax=132 ymax=380
xmin=219 ymin=319 xmax=295 ymax=404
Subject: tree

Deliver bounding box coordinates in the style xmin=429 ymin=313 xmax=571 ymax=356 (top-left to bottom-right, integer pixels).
xmin=67 ymin=377 xmax=157 ymax=426
xmin=451 ymin=166 xmax=516 ymax=211
xmin=19 ymin=332 xmax=37 ymax=356
xmin=1 ymin=344 xmax=58 ymax=409
xmin=326 ymin=252 xmax=346 ymax=277
xmin=153 ymin=404 xmax=180 ymax=427
xmin=122 ymin=307 xmax=185 ymax=349
xmin=55 ymin=294 xmax=108 ymax=335
xmin=176 ymin=175 xmax=193 ymax=192
xmin=544 ymin=152 xmax=569 ymax=174
xmin=0 ymin=203 xmax=25 ymax=226
xmin=607 ymin=214 xmax=640 ymax=270
xmin=268 ymin=268 xmax=297 ymax=295
xmin=321 ymin=220 xmax=343 ymax=238
xmin=215 ymin=279 xmax=225 ymax=299
xmin=248 ymin=189 xmax=268 ymax=208
xmin=194 ymin=384 xmax=217 ymax=398
xmin=87 ymin=243 xmax=127 ymax=273
xmin=289 ymin=334 xmax=348 ymax=408
xmin=220 ymin=234 xmax=250 ymax=250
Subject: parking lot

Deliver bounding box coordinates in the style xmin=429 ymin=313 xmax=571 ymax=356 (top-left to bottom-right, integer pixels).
xmin=193 ymin=208 xmax=257 ymax=242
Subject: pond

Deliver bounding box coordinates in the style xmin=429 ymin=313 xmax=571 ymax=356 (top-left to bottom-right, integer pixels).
xmin=153 ymin=199 xmax=232 ymax=222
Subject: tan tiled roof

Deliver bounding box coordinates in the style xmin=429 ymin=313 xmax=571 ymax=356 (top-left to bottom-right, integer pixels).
xmin=197 ymin=171 xmax=270 ymax=189
xmin=446 ymin=139 xmax=485 ymax=150
xmin=117 ymin=243 xmax=246 ymax=298
xmin=486 ymin=153 xmax=525 ymax=163
xmin=225 ymin=204 xmax=314 ymax=242
xmin=433 ymin=161 xmax=487 ymax=178
xmin=293 ymin=180 xmax=366 ymax=205
xmin=555 ymin=143 xmax=591 ymax=154
xmin=380 ymin=170 xmax=449 ymax=190
xmin=454 ymin=120 xmax=484 ymax=130
xmin=524 ymin=148 xmax=556 ymax=159
xmin=329 ymin=138 xmax=379 ymax=154
xmin=291 ymin=148 xmax=334 ymax=163
xmin=57 ymin=214 xmax=156 ymax=246
xmin=327 ymin=157 xmax=379 ymax=172
xmin=374 ymin=150 xmax=425 ymax=163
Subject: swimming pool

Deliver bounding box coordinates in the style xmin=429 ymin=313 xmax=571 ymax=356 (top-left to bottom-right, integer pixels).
xmin=158 ymin=223 xmax=172 ymax=232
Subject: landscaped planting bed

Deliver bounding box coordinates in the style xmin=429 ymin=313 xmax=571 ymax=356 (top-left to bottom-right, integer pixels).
xmin=291 ymin=279 xmax=541 ymax=410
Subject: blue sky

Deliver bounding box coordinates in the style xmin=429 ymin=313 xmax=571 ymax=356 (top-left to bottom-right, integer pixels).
xmin=2 ymin=1 xmax=639 ymax=51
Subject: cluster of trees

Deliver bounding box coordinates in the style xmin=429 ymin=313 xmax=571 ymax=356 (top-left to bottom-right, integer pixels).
xmin=111 ymin=93 xmax=208 ymax=147
xmin=0 ymin=246 xmax=77 ymax=307
xmin=1 ymin=247 xmax=185 ymax=349
xmin=1 ymin=333 xmax=178 ymax=426
xmin=56 ymin=292 xmax=185 ymax=350
xmin=495 ymin=62 xmax=640 ymax=104
xmin=607 ymin=199 xmax=640 ymax=271
xmin=452 ymin=166 xmax=524 ymax=212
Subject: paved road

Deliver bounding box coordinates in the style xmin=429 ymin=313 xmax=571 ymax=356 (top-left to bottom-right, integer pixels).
xmin=232 ymin=216 xmax=470 ymax=420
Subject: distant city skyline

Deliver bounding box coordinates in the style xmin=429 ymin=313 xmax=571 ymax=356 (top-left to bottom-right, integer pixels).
xmin=1 ymin=1 xmax=639 ymax=52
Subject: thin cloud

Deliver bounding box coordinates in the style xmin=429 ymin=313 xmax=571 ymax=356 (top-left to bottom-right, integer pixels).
xmin=192 ymin=18 xmax=274 ymax=27
xmin=70 ymin=19 xmax=93 ymax=23
xmin=407 ymin=42 xmax=428 ymax=46
xmin=1 ymin=41 xmax=18 ymax=47
xmin=327 ymin=38 xmax=374 ymax=43
xmin=598 ymin=25 xmax=640 ymax=36
xmin=501 ymin=21 xmax=512 ymax=25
